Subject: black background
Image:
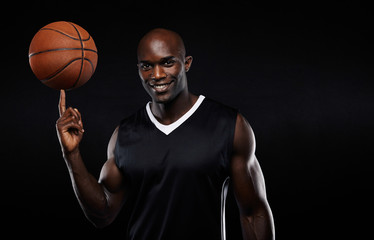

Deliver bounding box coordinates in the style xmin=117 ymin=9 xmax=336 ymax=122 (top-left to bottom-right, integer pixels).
xmin=1 ymin=1 xmax=373 ymax=239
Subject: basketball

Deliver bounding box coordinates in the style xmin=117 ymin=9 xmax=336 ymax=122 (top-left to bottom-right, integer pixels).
xmin=28 ymin=21 xmax=98 ymax=90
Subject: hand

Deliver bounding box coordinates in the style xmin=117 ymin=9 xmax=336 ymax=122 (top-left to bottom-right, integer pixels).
xmin=56 ymin=90 xmax=85 ymax=155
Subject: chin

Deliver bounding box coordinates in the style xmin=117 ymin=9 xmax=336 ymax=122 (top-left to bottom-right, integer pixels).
xmin=153 ymin=94 xmax=173 ymax=104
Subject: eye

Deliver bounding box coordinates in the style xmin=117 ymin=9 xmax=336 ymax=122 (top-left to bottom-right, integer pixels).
xmin=163 ymin=59 xmax=175 ymax=67
xmin=139 ymin=63 xmax=152 ymax=71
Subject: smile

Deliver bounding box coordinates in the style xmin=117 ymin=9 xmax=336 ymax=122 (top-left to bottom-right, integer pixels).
xmin=149 ymin=80 xmax=174 ymax=92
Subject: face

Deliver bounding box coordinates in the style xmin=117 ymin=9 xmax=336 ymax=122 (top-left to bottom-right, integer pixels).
xmin=137 ymin=36 xmax=192 ymax=104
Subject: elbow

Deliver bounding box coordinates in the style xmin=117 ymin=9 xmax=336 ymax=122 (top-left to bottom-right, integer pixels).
xmin=88 ymin=215 xmax=114 ymax=229
xmin=250 ymin=200 xmax=274 ymax=227
xmin=81 ymin=195 xmax=117 ymax=228
xmin=83 ymin=210 xmax=115 ymax=229
xmin=239 ymin=200 xmax=275 ymax=240
xmin=92 ymin=221 xmax=110 ymax=229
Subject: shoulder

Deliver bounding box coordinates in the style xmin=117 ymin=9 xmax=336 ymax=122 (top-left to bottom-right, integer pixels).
xmin=233 ymin=113 xmax=256 ymax=158
xmin=118 ymin=105 xmax=147 ymax=126
xmin=201 ymin=97 xmax=253 ymax=137
xmin=202 ymin=97 xmax=237 ymax=113
xmin=201 ymin=97 xmax=238 ymax=123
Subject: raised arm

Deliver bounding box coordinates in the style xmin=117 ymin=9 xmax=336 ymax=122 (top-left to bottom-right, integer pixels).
xmin=230 ymin=113 xmax=275 ymax=240
xmin=56 ymin=90 xmax=125 ymax=228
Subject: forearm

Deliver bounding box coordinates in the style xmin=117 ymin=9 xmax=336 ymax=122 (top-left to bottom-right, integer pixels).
xmin=240 ymin=204 xmax=275 ymax=240
xmin=63 ymin=149 xmax=110 ymax=226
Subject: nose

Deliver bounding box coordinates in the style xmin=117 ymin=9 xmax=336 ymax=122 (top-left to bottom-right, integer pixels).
xmin=151 ymin=65 xmax=166 ymax=81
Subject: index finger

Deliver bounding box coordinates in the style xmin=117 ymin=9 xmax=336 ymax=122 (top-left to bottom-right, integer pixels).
xmin=59 ymin=89 xmax=66 ymax=117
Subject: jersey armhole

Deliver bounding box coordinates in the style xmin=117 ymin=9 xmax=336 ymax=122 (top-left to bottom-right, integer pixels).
xmin=113 ymin=124 xmax=122 ymax=170
xmin=227 ymin=110 xmax=239 ymax=163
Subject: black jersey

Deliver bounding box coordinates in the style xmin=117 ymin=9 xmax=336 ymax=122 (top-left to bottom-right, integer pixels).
xmin=115 ymin=96 xmax=238 ymax=240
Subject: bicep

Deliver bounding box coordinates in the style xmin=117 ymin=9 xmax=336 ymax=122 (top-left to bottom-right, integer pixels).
xmin=230 ymin=114 xmax=267 ymax=216
xmin=99 ymin=126 xmax=125 ymax=210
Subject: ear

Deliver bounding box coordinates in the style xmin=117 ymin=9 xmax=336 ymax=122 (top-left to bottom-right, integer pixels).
xmin=184 ymin=56 xmax=193 ymax=72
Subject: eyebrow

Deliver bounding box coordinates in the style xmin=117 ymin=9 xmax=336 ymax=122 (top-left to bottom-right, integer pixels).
xmin=161 ymin=56 xmax=175 ymax=62
xmin=139 ymin=56 xmax=176 ymax=65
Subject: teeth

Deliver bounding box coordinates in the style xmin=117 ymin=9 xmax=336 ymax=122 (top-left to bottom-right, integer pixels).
xmin=152 ymin=83 xmax=169 ymax=89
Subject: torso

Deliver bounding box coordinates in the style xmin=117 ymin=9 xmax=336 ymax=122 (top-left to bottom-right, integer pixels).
xmin=115 ymin=97 xmax=237 ymax=239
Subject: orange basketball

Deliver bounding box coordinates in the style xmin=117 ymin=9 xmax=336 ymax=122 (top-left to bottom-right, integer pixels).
xmin=28 ymin=21 xmax=98 ymax=90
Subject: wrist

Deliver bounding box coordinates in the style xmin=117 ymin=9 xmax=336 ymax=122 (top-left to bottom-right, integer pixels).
xmin=63 ymin=147 xmax=80 ymax=161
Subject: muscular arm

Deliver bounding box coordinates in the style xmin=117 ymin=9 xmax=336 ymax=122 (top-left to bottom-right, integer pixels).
xmin=230 ymin=114 xmax=275 ymax=240
xmin=56 ymin=90 xmax=125 ymax=228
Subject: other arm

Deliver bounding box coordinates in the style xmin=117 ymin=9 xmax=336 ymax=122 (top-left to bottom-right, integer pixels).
xmin=230 ymin=114 xmax=275 ymax=240
xmin=56 ymin=90 xmax=125 ymax=228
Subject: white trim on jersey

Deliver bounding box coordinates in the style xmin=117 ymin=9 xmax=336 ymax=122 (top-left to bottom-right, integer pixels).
xmin=221 ymin=177 xmax=230 ymax=240
xmin=146 ymin=95 xmax=206 ymax=135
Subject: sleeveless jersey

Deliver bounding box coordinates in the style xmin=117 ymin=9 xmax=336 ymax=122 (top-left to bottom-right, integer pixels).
xmin=115 ymin=96 xmax=238 ymax=240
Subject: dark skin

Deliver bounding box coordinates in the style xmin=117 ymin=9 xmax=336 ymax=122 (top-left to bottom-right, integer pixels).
xmin=56 ymin=28 xmax=274 ymax=239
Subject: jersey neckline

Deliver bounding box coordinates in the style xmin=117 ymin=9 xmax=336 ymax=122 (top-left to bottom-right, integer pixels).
xmin=145 ymin=95 xmax=205 ymax=135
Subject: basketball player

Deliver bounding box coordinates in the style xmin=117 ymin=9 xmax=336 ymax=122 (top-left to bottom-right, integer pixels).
xmin=56 ymin=28 xmax=275 ymax=240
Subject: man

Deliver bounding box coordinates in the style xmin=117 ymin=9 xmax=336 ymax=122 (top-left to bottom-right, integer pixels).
xmin=56 ymin=28 xmax=275 ymax=240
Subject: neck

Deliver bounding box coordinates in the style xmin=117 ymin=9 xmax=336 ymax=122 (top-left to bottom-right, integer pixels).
xmin=151 ymin=90 xmax=198 ymax=125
